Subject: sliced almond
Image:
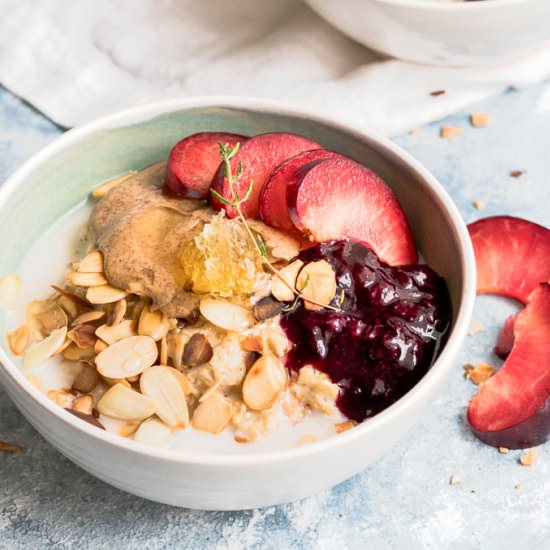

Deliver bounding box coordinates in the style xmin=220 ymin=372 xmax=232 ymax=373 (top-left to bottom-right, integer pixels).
xmin=26 ymin=300 xmax=49 ymax=341
xmin=441 ymin=126 xmax=464 ymax=139
xmin=56 ymin=294 xmax=80 ymax=320
xmin=470 ymin=112 xmax=492 ymax=128
xmin=72 ymin=361 xmax=100 ymax=393
xmin=464 ymin=362 xmax=495 ymax=385
xmin=191 ymin=392 xmax=232 ymax=434
xmin=519 ymin=448 xmax=539 ymax=466
xmin=54 ymin=337 xmax=72 ymax=355
xmin=106 ymin=298 xmax=126 ymax=326
xmin=271 ymin=260 xmax=303 ymax=302
xmin=22 ymin=326 xmax=67 ymax=369
xmin=47 ymin=388 xmax=73 ymax=408
xmin=91 ymin=171 xmax=136 ymax=199
xmin=0 ymin=273 xmax=21 ymax=311
xmin=7 ymin=324 xmax=30 ymax=356
xmin=134 ymin=418 xmax=171 ymax=447
xmin=335 ymin=420 xmax=355 ymax=433
xmin=101 ymin=376 xmax=131 ymax=388
xmin=170 ymin=368 xmax=193 ymax=395
xmin=140 ymin=366 xmax=189 ymax=429
xmin=97 ymin=382 xmax=156 ymax=421
xmin=67 ymin=324 xmax=97 ymax=349
xmin=95 ymin=319 xmax=137 ymax=345
xmin=94 ymin=338 xmax=108 ymax=354
xmin=78 ymin=250 xmax=104 ymax=273
xmin=72 ymin=310 xmax=105 ymax=326
xmin=167 ymin=332 xmax=185 ymax=370
xmin=297 ymin=260 xmax=337 ymax=311
xmin=62 ymin=343 xmax=95 ymax=361
xmin=138 ymin=304 xmax=170 ymax=341
xmin=71 ymin=394 xmax=94 ymax=415
xmin=159 ymin=336 xmax=168 ymax=366
xmin=34 ymin=303 xmax=68 ymax=337
xmin=199 ymin=298 xmax=253 ymax=332
xmin=96 ymin=335 xmax=158 ymax=379
xmin=242 ymin=355 xmax=287 ymax=411
xmin=66 ymin=271 xmax=108 ymax=287
xmin=86 ymin=285 xmax=128 ymax=305
xmin=117 ymin=423 xmax=140 ymax=438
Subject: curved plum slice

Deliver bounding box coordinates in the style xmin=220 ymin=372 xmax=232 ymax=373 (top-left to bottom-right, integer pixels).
xmin=468 ymin=216 xmax=550 ymax=304
xmin=164 ymin=132 xmax=247 ymax=199
xmin=494 ymin=313 xmax=516 ymax=359
xmin=286 ymin=158 xmax=417 ymax=266
xmin=468 ymin=283 xmax=550 ymax=448
xmin=260 ymin=149 xmax=347 ymax=230
xmin=210 ymin=132 xmax=319 ymax=218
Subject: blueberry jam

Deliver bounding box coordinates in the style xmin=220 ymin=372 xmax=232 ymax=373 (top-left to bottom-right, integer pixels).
xmin=281 ymin=240 xmax=451 ymax=422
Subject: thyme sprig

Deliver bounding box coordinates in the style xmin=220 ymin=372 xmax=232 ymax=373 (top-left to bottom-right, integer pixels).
xmin=211 ymin=142 xmax=338 ymax=312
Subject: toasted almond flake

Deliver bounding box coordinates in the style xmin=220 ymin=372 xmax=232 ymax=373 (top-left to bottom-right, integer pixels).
xmin=47 ymin=389 xmax=73 ymax=408
xmin=91 ymin=171 xmax=136 ymax=199
xmin=464 ymin=362 xmax=495 ymax=385
xmin=95 ymin=319 xmax=136 ymax=345
xmin=298 ymin=435 xmax=318 ymax=446
xmin=7 ymin=324 xmax=30 ymax=355
xmin=468 ymin=319 xmax=484 ymax=336
xmin=35 ymin=303 xmax=68 ymax=336
xmin=0 ymin=440 xmax=25 ymax=453
xmin=499 ymin=447 xmax=510 ymax=454
xmin=101 ymin=376 xmax=131 ymax=388
xmin=94 ymin=338 xmax=108 ymax=354
xmin=54 ymin=337 xmax=72 ymax=355
xmin=66 ymin=271 xmax=108 ymax=287
xmin=71 ymin=394 xmax=94 ymax=415
xmin=335 ymin=420 xmax=355 ymax=433
xmin=234 ymin=435 xmax=250 ymax=444
xmin=117 ymin=423 xmax=140 ymax=438
xmin=96 ymin=335 xmax=158 ymax=379
xmin=51 ymin=285 xmax=90 ymax=309
xmin=62 ymin=343 xmax=95 ymax=361
xmin=106 ymin=299 xmax=126 ymax=326
xmin=86 ymin=285 xmax=127 ymax=305
xmin=22 ymin=326 xmax=67 ymax=369
xmin=519 ymin=448 xmax=539 ymax=466
xmin=450 ymin=474 xmax=461 ymax=485
xmin=97 ymin=382 xmax=156 ymax=421
xmin=441 ymin=126 xmax=464 ymax=139
xmin=72 ymin=361 xmax=100 ymax=394
xmin=192 ymin=392 xmax=233 ymax=434
xmin=167 ymin=332 xmax=185 ymax=370
xmin=159 ymin=336 xmax=168 ymax=366
xmin=140 ymin=366 xmax=189 ymax=429
xmin=472 ymin=200 xmax=485 ymax=210
xmin=271 ymin=260 xmax=304 ymax=302
xmin=26 ymin=300 xmax=49 ymax=341
xmin=242 ymin=355 xmax=287 ymax=411
xmin=77 ymin=250 xmax=104 ymax=273
xmin=170 ymin=368 xmax=193 ymax=396
xmin=471 ymin=112 xmax=492 ymax=128
xmin=199 ymin=298 xmax=253 ymax=332
xmin=134 ymin=418 xmax=171 ymax=447
xmin=67 ymin=324 xmax=97 ymax=349
xmin=0 ymin=273 xmax=21 ymax=311
xmin=72 ymin=310 xmax=105 ymax=326
xmin=297 ymin=260 xmax=337 ymax=311
xmin=138 ymin=304 xmax=170 ymax=341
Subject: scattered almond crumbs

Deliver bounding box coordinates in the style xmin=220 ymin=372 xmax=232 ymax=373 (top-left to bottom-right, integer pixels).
xmin=441 ymin=126 xmax=464 ymax=140
xmin=464 ymin=362 xmax=495 ymax=385
xmin=499 ymin=447 xmax=509 ymax=454
xmin=467 ymin=319 xmax=484 ymax=336
xmin=450 ymin=474 xmax=461 ymax=485
xmin=519 ymin=448 xmax=539 ymax=466
xmin=335 ymin=420 xmax=355 ymax=433
xmin=472 ymin=200 xmax=485 ymax=210
xmin=470 ymin=113 xmax=492 ymax=128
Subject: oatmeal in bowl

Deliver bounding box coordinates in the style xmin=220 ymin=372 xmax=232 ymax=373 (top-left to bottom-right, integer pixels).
xmin=5 ymin=130 xmax=451 ymax=450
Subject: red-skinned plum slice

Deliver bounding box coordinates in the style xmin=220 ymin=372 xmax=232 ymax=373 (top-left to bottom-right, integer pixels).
xmin=210 ymin=132 xmax=319 ymax=218
xmin=468 ymin=216 xmax=550 ymax=304
xmin=468 ymin=283 xmax=550 ymax=448
xmin=286 ymin=158 xmax=417 ymax=266
xmin=164 ymin=132 xmax=247 ymax=199
xmin=259 ymin=149 xmax=347 ymax=230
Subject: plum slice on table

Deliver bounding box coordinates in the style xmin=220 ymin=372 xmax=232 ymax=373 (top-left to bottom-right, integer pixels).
xmin=468 ymin=283 xmax=550 ymax=449
xmin=468 ymin=216 xmax=550 ymax=303
xmin=210 ymin=132 xmax=319 ymax=218
xmin=286 ymin=158 xmax=417 ymax=266
xmin=164 ymin=132 xmax=247 ymax=199
xmin=259 ymin=148 xmax=347 ymax=231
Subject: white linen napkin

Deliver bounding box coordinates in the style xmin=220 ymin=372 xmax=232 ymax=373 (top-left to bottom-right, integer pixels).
xmin=1 ymin=0 xmax=550 ymax=135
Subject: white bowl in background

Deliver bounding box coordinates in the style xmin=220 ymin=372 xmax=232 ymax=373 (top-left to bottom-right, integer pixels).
xmin=304 ymin=0 xmax=550 ymax=66
xmin=0 ymin=97 xmax=475 ymax=509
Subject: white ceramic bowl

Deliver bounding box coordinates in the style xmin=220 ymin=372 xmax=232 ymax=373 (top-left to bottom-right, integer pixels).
xmin=304 ymin=0 xmax=550 ymax=66
xmin=0 ymin=97 xmax=475 ymax=510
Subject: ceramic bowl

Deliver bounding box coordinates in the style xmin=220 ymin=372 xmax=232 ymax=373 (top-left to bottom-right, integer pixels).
xmin=304 ymin=0 xmax=550 ymax=67
xmin=0 ymin=97 xmax=475 ymax=510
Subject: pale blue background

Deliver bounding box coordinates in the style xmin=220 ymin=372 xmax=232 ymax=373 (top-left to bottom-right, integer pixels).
xmin=1 ymin=84 xmax=549 ymax=549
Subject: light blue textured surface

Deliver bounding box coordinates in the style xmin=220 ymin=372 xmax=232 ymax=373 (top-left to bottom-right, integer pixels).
xmin=1 ymin=84 xmax=549 ymax=549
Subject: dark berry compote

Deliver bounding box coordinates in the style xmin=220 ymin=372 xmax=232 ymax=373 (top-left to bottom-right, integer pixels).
xmin=281 ymin=240 xmax=451 ymax=422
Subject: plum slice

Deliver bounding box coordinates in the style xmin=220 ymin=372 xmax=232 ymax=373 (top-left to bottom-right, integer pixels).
xmin=468 ymin=283 xmax=550 ymax=448
xmin=210 ymin=132 xmax=319 ymax=218
xmin=286 ymin=158 xmax=417 ymax=266
xmin=468 ymin=216 xmax=550 ymax=303
xmin=164 ymin=132 xmax=247 ymax=199
xmin=259 ymin=149 xmax=347 ymax=230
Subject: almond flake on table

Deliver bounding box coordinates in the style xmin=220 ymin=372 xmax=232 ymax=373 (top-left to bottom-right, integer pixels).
xmin=440 ymin=126 xmax=464 ymax=139
xmin=470 ymin=112 xmax=492 ymax=127
xmin=464 ymin=362 xmax=495 ymax=385
xmin=499 ymin=447 xmax=510 ymax=454
xmin=472 ymin=200 xmax=485 ymax=210
xmin=467 ymin=319 xmax=484 ymax=336
xmin=450 ymin=474 xmax=461 ymax=485
xmin=519 ymin=448 xmax=539 ymax=466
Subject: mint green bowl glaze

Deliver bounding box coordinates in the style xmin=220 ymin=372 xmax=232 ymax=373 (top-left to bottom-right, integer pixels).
xmin=0 ymin=97 xmax=475 ymax=509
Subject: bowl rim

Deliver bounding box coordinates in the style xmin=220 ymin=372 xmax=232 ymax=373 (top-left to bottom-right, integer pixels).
xmin=373 ymin=0 xmax=529 ymax=11
xmin=0 ymin=95 xmax=476 ymax=466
